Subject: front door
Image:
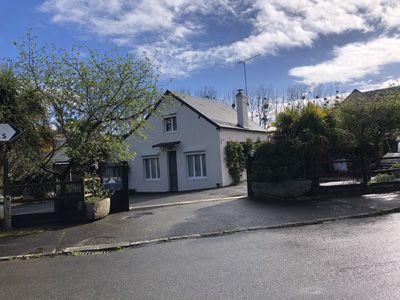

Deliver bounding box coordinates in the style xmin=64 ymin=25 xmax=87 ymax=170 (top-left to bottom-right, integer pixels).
xmin=168 ymin=151 xmax=178 ymax=192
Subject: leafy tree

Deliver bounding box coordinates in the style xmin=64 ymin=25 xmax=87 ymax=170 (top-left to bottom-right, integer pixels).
xmin=273 ymin=104 xmax=344 ymax=179
xmin=276 ymin=104 xmax=344 ymax=155
xmin=14 ymin=33 xmax=161 ymax=179
xmin=336 ymin=94 xmax=400 ymax=158
xmin=0 ymin=64 xmax=54 ymax=183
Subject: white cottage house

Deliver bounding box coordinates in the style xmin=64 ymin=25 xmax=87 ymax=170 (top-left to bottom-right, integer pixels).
xmin=125 ymin=90 xmax=269 ymax=192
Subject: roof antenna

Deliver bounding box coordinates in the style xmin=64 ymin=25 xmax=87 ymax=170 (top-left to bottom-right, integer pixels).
xmin=237 ymin=54 xmax=260 ymax=95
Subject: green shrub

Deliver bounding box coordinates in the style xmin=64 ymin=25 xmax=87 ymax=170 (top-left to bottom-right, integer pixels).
xmin=369 ymin=173 xmax=397 ymax=184
xmin=251 ymin=140 xmax=305 ymax=183
xmin=84 ymin=174 xmax=109 ymax=202
xmin=390 ymin=162 xmax=400 ymax=170
xmin=225 ymin=141 xmax=245 ymax=184
xmin=241 ymin=138 xmax=254 ymax=155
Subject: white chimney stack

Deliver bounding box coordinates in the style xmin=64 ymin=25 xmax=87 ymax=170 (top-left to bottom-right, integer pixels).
xmin=236 ymin=89 xmax=249 ymax=128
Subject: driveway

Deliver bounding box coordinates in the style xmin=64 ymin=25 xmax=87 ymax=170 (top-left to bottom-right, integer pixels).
xmin=9 ymin=184 xmax=247 ymax=216
xmin=11 ymin=201 xmax=54 ymax=215
xmin=129 ymin=183 xmax=247 ymax=208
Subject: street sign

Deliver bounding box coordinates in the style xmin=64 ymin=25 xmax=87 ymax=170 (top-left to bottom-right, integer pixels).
xmin=0 ymin=123 xmax=22 ymax=142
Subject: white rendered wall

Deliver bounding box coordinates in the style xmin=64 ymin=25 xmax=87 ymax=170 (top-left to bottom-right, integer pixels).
xmin=126 ymin=99 xmax=222 ymax=192
xmin=219 ymin=129 xmax=269 ymax=186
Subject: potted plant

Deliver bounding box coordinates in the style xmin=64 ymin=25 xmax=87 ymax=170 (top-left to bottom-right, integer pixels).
xmin=84 ymin=176 xmax=110 ymax=221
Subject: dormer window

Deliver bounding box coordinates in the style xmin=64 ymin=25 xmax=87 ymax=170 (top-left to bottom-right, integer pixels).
xmin=165 ymin=115 xmax=177 ymax=132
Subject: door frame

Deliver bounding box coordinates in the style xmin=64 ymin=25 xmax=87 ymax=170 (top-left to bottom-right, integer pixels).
xmin=168 ymin=151 xmax=178 ymax=192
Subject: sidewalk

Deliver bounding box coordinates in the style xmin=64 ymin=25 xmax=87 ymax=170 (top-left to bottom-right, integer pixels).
xmin=1 ymin=191 xmax=400 ymax=259
xmin=129 ymin=183 xmax=247 ymax=208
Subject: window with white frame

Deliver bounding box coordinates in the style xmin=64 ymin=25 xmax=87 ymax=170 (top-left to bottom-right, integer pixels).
xmin=187 ymin=153 xmax=207 ymax=178
xmin=164 ymin=115 xmax=177 ymax=132
xmin=144 ymin=157 xmax=160 ymax=180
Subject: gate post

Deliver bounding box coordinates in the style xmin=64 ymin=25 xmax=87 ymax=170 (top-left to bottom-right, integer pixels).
xmin=3 ymin=159 xmax=11 ymax=230
xmin=310 ymin=161 xmax=320 ymax=196
xmin=361 ymin=156 xmax=370 ymax=194
xmin=246 ymin=154 xmax=253 ymax=197
xmin=122 ymin=162 xmax=129 ymax=211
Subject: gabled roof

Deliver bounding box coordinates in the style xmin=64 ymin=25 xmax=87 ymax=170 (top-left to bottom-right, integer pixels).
xmin=345 ymin=86 xmax=400 ymax=102
xmin=165 ymin=90 xmax=267 ymax=133
xmin=364 ymin=85 xmax=400 ymax=99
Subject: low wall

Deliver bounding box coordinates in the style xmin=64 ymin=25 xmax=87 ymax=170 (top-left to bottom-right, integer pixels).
xmin=251 ymin=180 xmax=312 ymax=201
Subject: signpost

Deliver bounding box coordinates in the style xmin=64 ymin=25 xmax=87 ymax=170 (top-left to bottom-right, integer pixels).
xmin=1 ymin=122 xmax=22 ymax=230
xmin=0 ymin=123 xmax=22 ymax=142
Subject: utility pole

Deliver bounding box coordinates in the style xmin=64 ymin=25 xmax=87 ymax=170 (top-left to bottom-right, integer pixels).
xmin=238 ymin=54 xmax=260 ymax=95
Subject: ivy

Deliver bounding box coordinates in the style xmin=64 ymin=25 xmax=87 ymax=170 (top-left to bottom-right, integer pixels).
xmin=225 ymin=141 xmax=245 ymax=184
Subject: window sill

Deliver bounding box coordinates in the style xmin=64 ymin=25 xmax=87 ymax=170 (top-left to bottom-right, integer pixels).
xmin=145 ymin=178 xmax=161 ymax=181
xmin=188 ymin=177 xmax=208 ymax=180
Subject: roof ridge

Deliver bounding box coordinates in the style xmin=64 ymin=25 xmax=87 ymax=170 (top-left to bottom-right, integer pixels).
xmin=167 ymin=90 xmax=267 ymax=133
xmin=363 ymin=85 xmax=400 ymax=94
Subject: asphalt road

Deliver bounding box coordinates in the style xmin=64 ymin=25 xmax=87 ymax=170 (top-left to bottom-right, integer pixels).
xmin=2 ymin=214 xmax=400 ymax=299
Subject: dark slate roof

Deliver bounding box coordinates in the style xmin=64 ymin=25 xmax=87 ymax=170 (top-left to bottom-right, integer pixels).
xmin=165 ymin=90 xmax=267 ymax=133
xmin=345 ymin=86 xmax=400 ymax=102
xmin=363 ymin=86 xmax=400 ymax=99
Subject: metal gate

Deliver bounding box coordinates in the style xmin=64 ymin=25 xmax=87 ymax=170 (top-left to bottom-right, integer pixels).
xmin=100 ymin=162 xmax=129 ymax=212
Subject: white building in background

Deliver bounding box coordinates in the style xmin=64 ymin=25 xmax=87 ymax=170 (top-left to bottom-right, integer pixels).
xmin=126 ymin=90 xmax=269 ymax=192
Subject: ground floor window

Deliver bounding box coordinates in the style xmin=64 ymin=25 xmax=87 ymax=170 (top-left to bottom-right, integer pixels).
xmin=144 ymin=157 xmax=160 ymax=179
xmin=187 ymin=153 xmax=207 ymax=178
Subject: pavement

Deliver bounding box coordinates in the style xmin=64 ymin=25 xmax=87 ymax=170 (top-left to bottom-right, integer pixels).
xmin=2 ymin=183 xmax=400 ymax=259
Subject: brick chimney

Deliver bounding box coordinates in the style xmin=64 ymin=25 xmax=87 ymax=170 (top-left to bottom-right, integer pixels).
xmin=236 ymin=89 xmax=249 ymax=128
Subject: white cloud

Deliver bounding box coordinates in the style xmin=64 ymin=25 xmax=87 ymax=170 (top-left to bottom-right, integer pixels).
xmin=289 ymin=36 xmax=400 ymax=84
xmin=352 ymin=76 xmax=400 ymax=91
xmin=39 ymin=0 xmax=400 ymax=81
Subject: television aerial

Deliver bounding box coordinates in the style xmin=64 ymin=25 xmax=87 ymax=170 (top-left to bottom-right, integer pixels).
xmin=237 ymin=54 xmax=260 ymax=96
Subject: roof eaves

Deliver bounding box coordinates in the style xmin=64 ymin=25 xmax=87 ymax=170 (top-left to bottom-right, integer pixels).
xmin=166 ymin=90 xmax=221 ymax=130
xmin=219 ymin=126 xmax=269 ymax=134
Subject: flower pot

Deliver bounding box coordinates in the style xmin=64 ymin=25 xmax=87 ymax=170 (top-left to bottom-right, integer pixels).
xmin=85 ymin=197 xmax=110 ymax=221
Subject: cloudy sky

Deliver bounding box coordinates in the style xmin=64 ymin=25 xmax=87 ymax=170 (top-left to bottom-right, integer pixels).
xmin=2 ymin=0 xmax=400 ymax=95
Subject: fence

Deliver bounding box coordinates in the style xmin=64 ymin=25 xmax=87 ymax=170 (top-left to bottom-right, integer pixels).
xmin=1 ymin=162 xmax=129 ymax=228
xmin=1 ymin=180 xmax=85 ymax=227
xmin=315 ymin=156 xmax=400 ymax=195
xmin=246 ymin=155 xmax=400 ymax=198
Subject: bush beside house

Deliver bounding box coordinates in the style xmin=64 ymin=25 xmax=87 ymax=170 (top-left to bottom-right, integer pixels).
xmin=225 ymin=141 xmax=245 ymax=184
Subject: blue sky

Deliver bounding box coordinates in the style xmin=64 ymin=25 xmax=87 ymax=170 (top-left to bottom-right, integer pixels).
xmin=2 ymin=0 xmax=400 ymax=98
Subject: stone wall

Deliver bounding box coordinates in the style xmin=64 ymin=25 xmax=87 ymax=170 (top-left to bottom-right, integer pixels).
xmin=251 ymin=180 xmax=312 ymax=201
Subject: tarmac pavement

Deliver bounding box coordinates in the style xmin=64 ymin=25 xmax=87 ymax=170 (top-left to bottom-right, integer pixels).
xmin=2 ymin=186 xmax=400 ymax=259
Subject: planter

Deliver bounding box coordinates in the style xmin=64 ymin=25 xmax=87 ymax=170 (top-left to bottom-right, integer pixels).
xmin=85 ymin=197 xmax=110 ymax=221
xmin=251 ymin=180 xmax=312 ymax=201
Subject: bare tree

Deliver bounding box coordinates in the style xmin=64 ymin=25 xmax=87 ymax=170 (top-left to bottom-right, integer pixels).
xmin=195 ymin=85 xmax=219 ymax=100
xmin=252 ymin=85 xmax=275 ymax=126
xmin=286 ymin=84 xmax=307 ymax=101
xmin=177 ymin=87 xmax=193 ymax=95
